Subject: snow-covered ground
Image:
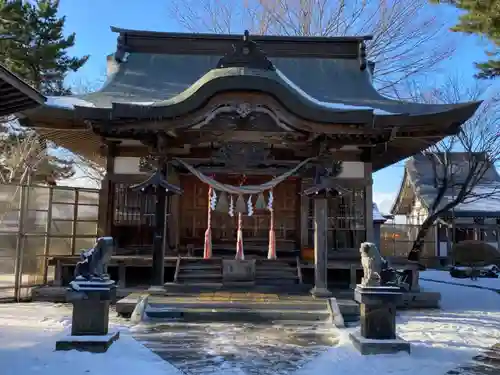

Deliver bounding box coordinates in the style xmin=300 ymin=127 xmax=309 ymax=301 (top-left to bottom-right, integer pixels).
xmin=421 ymin=269 xmax=500 ymax=290
xmin=297 ymin=279 xmax=500 ymax=375
xmin=0 ymin=277 xmax=499 ymax=375
xmin=0 ymin=303 xmax=183 ymax=375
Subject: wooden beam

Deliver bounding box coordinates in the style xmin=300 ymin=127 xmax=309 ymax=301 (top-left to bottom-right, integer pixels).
xmin=98 ymin=142 xmax=117 ymax=236
xmin=364 ymin=162 xmax=374 ymax=242
xmin=71 ymin=190 xmax=79 ymax=255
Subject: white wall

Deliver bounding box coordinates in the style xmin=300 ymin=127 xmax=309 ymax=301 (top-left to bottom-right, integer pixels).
xmin=338 ymin=161 xmax=365 ymax=179
xmin=113 ymin=157 xmax=146 ymax=175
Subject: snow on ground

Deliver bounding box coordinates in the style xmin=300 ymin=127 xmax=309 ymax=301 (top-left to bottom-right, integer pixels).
xmin=0 ymin=277 xmax=499 ymax=375
xmin=0 ymin=303 xmax=183 ymax=375
xmin=295 ymin=279 xmax=500 ymax=375
xmin=421 ymin=270 xmax=500 ymax=290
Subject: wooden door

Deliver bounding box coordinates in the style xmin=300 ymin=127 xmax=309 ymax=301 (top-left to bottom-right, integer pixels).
xmin=111 ymin=182 xmax=156 ymax=250
xmin=179 ymin=175 xmax=299 ymax=248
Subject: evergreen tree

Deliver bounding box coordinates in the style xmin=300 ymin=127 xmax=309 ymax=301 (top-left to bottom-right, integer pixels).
xmin=0 ymin=0 xmax=89 ymax=184
xmin=432 ymin=0 xmax=499 ymax=79
xmin=0 ymin=0 xmax=89 ymax=93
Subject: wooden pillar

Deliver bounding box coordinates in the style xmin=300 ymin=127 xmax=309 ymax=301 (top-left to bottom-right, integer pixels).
xmin=152 ymin=170 xmax=167 ymax=287
xmin=70 ymin=190 xmax=80 ymax=255
xmin=168 ymin=167 xmax=180 ymax=250
xmin=98 ymin=142 xmax=116 ymax=236
xmin=310 ymin=195 xmax=332 ymax=298
xmin=364 ymin=162 xmax=374 ymax=243
xmin=496 ymin=219 xmax=500 ymax=250
xmin=300 ymin=178 xmax=311 ymax=249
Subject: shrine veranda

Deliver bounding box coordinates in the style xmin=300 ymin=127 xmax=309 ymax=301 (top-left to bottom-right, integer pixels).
xmin=20 ymin=28 xmax=480 ymax=295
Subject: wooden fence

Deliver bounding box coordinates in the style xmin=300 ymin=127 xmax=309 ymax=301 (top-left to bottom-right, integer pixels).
xmin=0 ymin=183 xmax=99 ymax=301
xmin=379 ymin=223 xmax=437 ymax=258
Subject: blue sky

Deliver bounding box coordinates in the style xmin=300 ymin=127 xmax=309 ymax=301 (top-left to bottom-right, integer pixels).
xmin=56 ymin=0 xmax=492 ymax=213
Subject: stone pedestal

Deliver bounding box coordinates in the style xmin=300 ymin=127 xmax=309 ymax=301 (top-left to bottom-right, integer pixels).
xmin=56 ymin=278 xmax=119 ymax=353
xmin=349 ymin=285 xmax=410 ymax=355
xmin=223 ymin=259 xmax=256 ymax=283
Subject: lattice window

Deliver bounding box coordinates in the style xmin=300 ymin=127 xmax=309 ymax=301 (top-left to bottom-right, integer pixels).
xmin=113 ymin=183 xmax=155 ymax=226
xmin=307 ymin=188 xmax=366 ymax=250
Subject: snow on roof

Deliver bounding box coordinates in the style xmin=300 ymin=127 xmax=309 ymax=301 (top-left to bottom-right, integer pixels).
xmin=45 ymin=96 xmax=96 ymax=109
xmin=373 ymin=203 xmax=388 ymax=223
xmin=275 ymin=69 xmax=398 ymax=115
xmin=407 ymin=153 xmax=500 ymax=217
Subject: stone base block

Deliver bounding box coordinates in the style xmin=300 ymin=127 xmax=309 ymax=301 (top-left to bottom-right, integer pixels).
xmin=71 ymin=299 xmax=110 ymax=336
xmin=222 ymin=259 xmax=256 ymax=282
xmin=349 ymin=331 xmax=410 ymax=355
xmin=310 ymin=286 xmax=332 ymax=298
xmin=147 ymin=286 xmax=166 ymax=295
xmin=55 ymin=331 xmax=120 ymax=353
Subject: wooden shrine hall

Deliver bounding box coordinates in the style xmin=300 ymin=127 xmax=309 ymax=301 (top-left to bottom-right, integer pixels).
xmin=19 ymin=28 xmax=480 ymax=294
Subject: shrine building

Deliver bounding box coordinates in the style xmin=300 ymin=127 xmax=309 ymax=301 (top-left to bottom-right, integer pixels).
xmin=19 ymin=28 xmax=480 ymax=294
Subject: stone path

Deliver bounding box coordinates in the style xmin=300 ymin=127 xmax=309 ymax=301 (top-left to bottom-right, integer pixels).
xmin=133 ymin=321 xmax=339 ymax=375
xmin=446 ymin=343 xmax=500 ymax=375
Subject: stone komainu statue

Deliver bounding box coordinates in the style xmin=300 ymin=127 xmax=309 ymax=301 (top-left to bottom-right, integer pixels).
xmin=74 ymin=237 xmax=114 ymax=280
xmin=359 ymin=242 xmax=384 ymax=287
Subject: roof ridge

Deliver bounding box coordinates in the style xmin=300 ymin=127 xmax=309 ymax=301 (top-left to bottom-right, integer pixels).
xmin=111 ymin=26 xmax=370 ymax=60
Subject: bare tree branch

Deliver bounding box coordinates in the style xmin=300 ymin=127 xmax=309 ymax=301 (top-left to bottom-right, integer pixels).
xmin=167 ymin=0 xmax=456 ymax=93
xmin=71 ymin=153 xmax=106 ymax=187
xmin=402 ymin=77 xmax=500 ymax=262
xmin=0 ymin=121 xmax=49 ymax=185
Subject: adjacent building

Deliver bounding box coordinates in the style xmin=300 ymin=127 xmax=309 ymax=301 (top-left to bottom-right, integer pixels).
xmin=391 ymin=152 xmax=500 ymax=260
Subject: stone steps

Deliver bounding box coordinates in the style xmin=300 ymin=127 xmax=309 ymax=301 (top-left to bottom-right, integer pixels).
xmin=143 ymin=295 xmax=332 ymax=322
xmin=176 ymin=258 xmax=223 ymax=284
xmin=180 ymin=264 xmax=222 ymax=270
xmin=255 ymin=260 xmax=300 ymax=286
xmin=175 ymin=258 xmax=302 ymax=288
xmin=148 ymin=299 xmax=329 ymax=311
xmin=117 ymin=290 xmax=359 ymax=324
xmin=145 ymin=307 xmax=331 ymax=322
xmin=178 ymin=273 xmax=222 ymax=279
xmin=163 ymin=282 xmax=312 ymax=294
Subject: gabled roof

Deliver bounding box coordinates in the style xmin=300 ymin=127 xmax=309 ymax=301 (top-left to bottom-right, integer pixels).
xmin=32 ymin=28 xmax=478 ymax=125
xmin=0 ymin=64 xmax=45 ymax=116
xmin=391 ymin=153 xmax=500 ymax=217
xmin=18 ymin=28 xmax=480 ymax=170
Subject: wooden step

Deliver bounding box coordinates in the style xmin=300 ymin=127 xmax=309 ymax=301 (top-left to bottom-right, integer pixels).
xmin=180 ymin=265 xmax=222 ymax=271
xmin=256 ymin=274 xmax=298 ymax=280
xmin=178 ymin=273 xmax=222 ymax=279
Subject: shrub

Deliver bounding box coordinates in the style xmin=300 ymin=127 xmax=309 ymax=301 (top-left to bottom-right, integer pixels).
xmin=451 ymin=240 xmax=500 ymax=267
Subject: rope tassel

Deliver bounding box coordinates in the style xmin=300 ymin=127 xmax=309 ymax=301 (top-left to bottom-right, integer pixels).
xmin=235 ymin=213 xmax=244 ymax=260
xmin=204 ymin=186 xmax=213 ymax=259
xmin=267 ymin=189 xmax=276 ymax=260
